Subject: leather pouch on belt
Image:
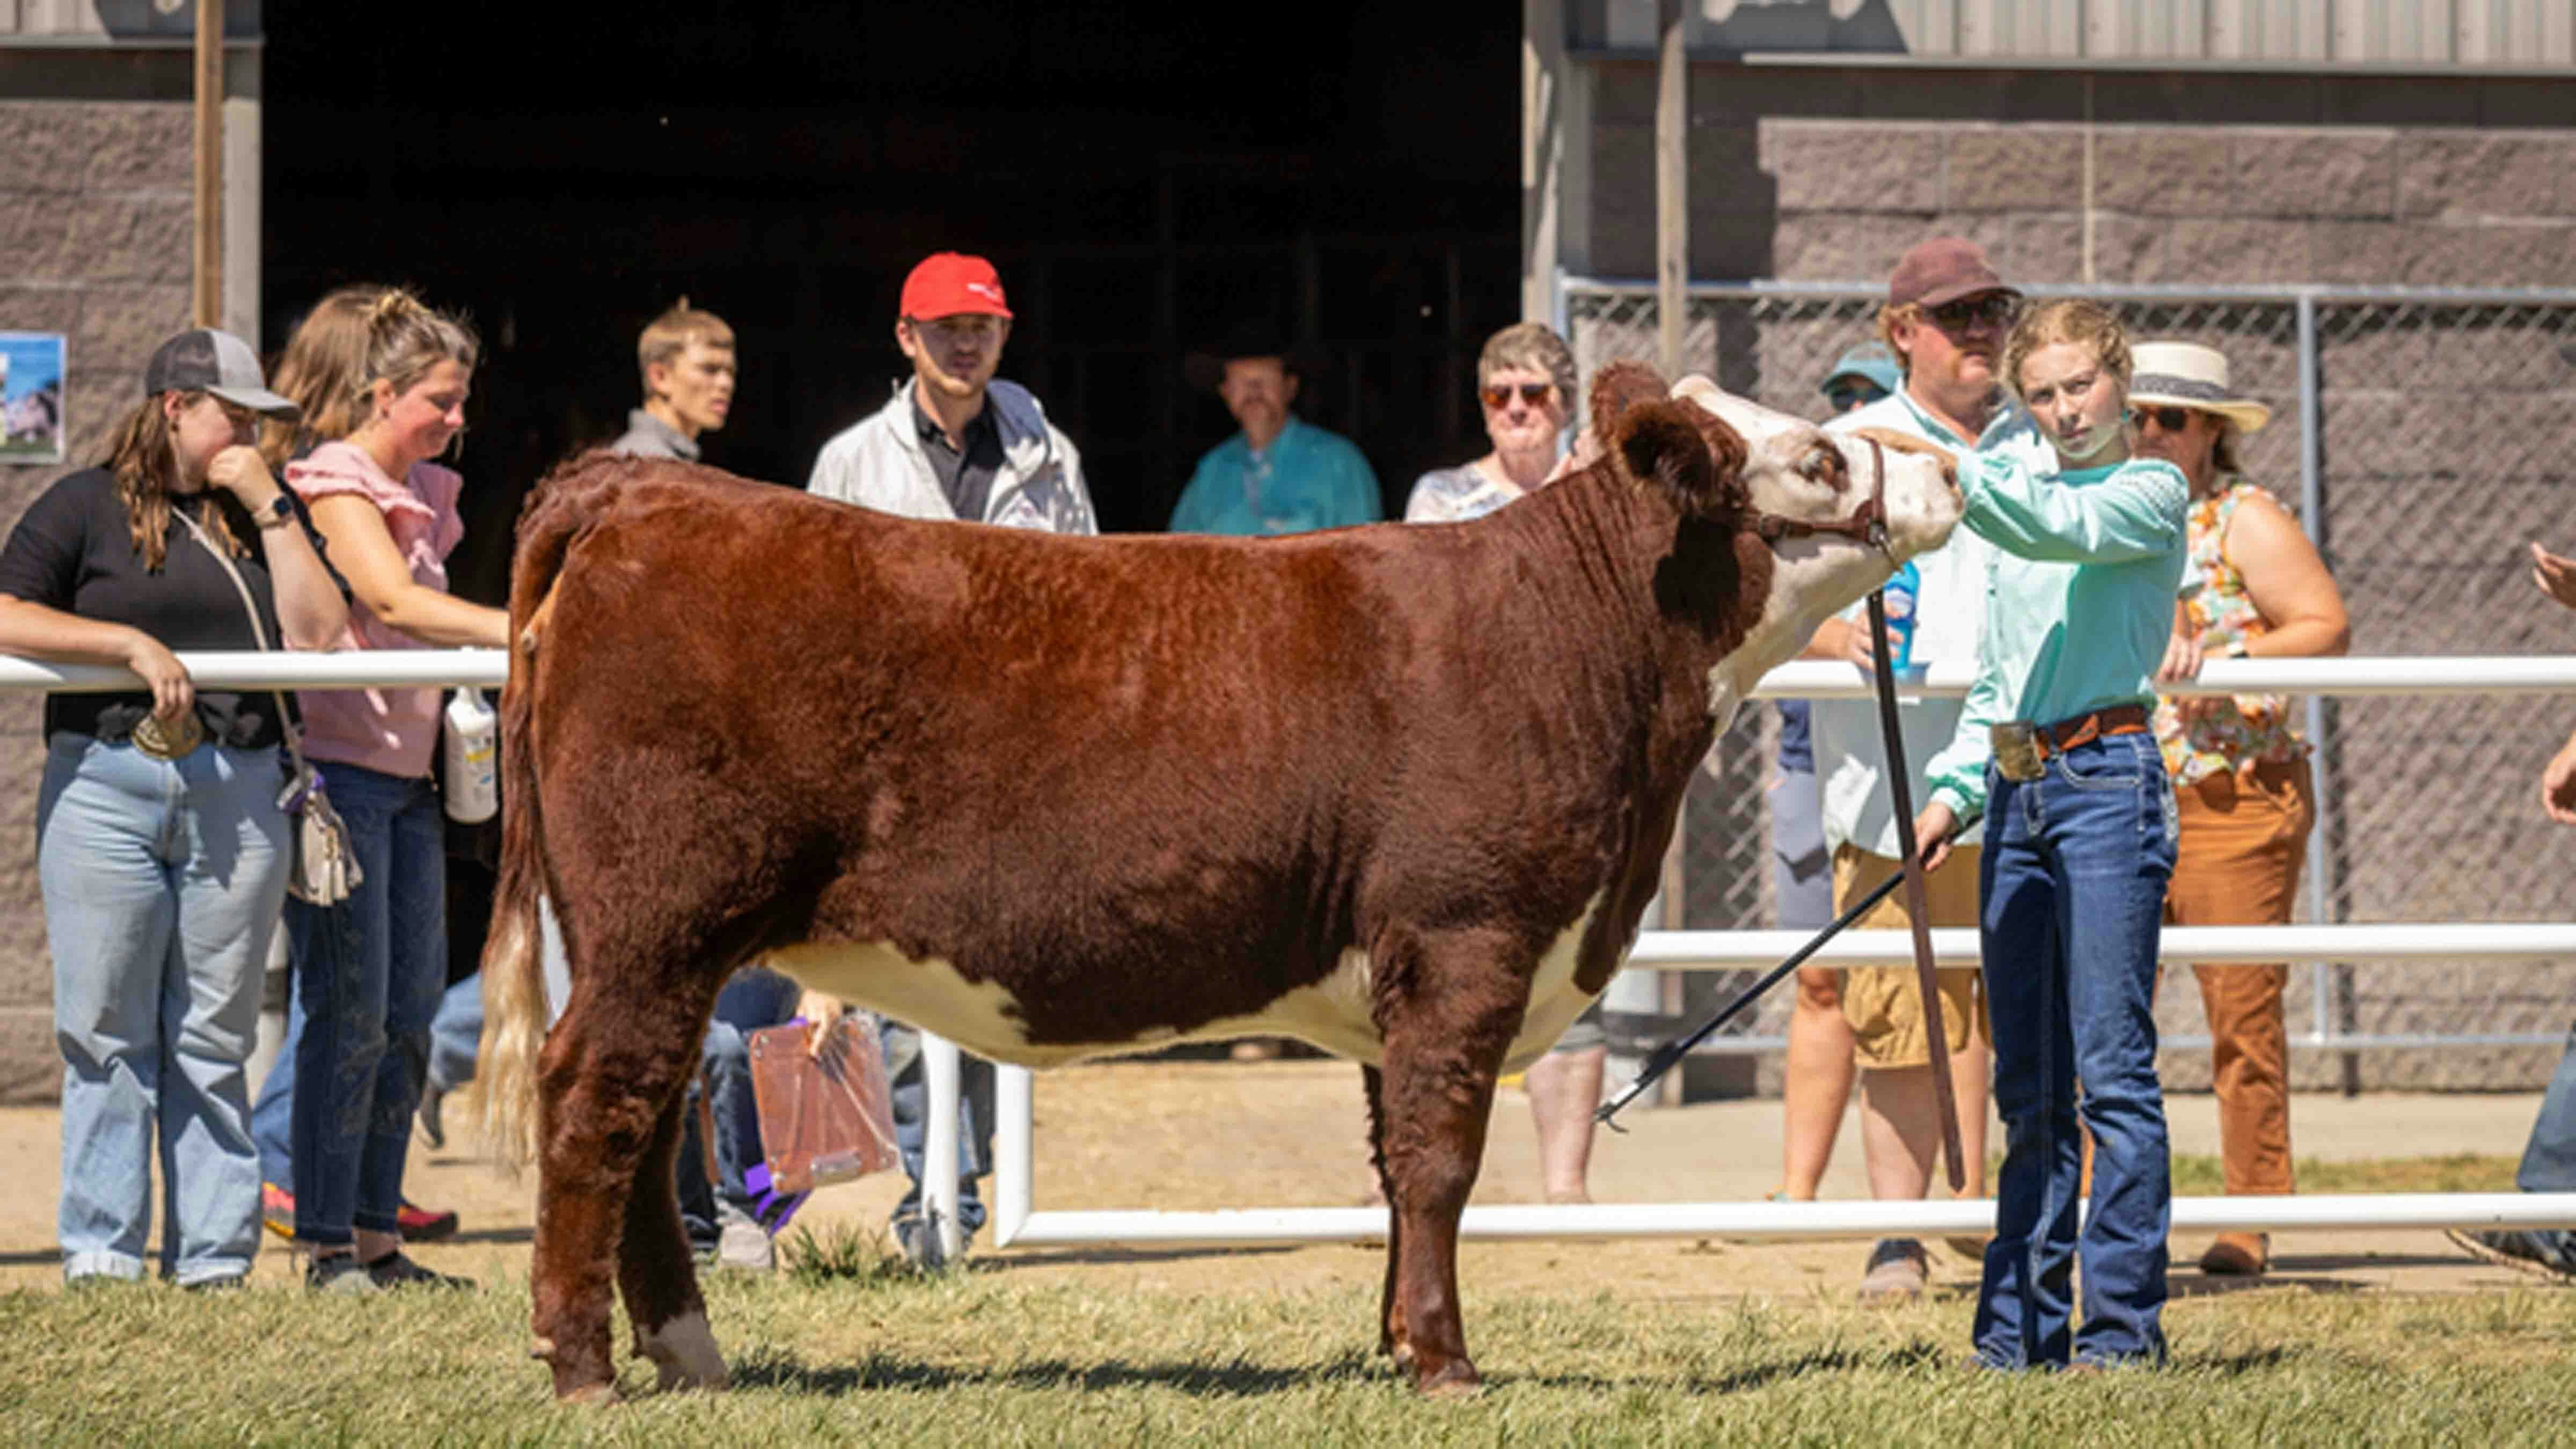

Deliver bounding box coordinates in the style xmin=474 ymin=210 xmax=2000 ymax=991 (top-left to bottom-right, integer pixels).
xmin=1991 ymin=721 xmax=2044 ymax=782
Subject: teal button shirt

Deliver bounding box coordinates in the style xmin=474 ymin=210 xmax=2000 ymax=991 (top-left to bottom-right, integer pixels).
xmin=1922 ymin=451 xmax=2190 ymax=825
xmin=1169 ymin=416 xmax=1382 ymax=536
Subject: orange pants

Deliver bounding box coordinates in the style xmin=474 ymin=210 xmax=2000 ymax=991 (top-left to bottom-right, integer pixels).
xmin=2162 ymin=756 xmax=2314 ymax=1199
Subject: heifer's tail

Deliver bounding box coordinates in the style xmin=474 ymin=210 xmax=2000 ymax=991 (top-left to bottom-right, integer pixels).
xmin=470 ymin=456 xmax=605 ymax=1171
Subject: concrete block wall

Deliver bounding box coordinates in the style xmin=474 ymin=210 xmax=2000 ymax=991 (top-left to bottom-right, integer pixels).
xmin=0 ymin=98 xmax=196 ymax=1099
xmin=1575 ymin=63 xmax=2576 ymax=290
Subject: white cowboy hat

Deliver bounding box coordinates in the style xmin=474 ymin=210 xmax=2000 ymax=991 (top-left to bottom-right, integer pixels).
xmin=2127 ymin=341 xmax=2271 ymax=435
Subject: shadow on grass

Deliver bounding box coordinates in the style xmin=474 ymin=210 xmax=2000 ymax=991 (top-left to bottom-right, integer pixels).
xmin=730 ymin=1345 xmax=1388 ymax=1397
xmin=728 ymin=1340 xmax=1966 ymax=1400
xmin=440 ymin=1227 xmax=535 ymax=1247
xmin=2171 ymin=1272 xmax=2372 ymax=1299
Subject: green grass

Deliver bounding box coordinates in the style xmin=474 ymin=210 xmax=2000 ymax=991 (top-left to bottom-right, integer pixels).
xmin=2 ymin=1262 xmax=2570 ymax=1445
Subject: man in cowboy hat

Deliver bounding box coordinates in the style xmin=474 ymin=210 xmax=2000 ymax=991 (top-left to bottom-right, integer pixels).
xmin=2132 ymin=338 xmax=2348 ymax=1279
xmin=1782 ymin=238 xmax=2055 ymax=1302
xmin=1168 ymin=325 xmax=1380 ymax=535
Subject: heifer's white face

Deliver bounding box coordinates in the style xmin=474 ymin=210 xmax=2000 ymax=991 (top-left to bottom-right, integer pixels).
xmin=1666 ymin=375 xmax=1963 ymax=724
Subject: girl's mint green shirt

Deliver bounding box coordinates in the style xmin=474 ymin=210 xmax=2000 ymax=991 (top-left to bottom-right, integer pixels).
xmin=1922 ymin=451 xmax=2191 ymax=825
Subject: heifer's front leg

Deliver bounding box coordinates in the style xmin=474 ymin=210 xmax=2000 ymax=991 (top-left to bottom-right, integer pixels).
xmin=530 ymin=977 xmax=722 ymax=1401
xmin=1376 ymin=936 xmax=1525 ymax=1396
xmin=1361 ymin=1065 xmax=1409 ymax=1366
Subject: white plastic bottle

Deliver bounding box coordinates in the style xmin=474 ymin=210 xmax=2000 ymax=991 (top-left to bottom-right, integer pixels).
xmin=442 ymin=687 xmax=499 ymax=824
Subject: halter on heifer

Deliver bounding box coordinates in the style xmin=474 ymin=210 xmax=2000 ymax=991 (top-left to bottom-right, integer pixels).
xmin=1601 ymin=435 xmax=1966 ymax=1192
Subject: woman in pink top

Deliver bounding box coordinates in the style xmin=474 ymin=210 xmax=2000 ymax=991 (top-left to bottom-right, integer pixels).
xmin=260 ymin=287 xmax=510 ymax=1293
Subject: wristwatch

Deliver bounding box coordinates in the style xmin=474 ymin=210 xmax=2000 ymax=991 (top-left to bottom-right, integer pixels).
xmin=253 ymin=493 xmax=295 ymax=529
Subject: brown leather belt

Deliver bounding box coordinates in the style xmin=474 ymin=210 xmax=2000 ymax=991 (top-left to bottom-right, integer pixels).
xmin=1990 ymin=703 xmax=2150 ymax=781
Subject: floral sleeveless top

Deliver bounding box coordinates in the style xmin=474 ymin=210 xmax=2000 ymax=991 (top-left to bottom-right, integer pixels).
xmin=2154 ymin=480 xmax=2308 ymax=785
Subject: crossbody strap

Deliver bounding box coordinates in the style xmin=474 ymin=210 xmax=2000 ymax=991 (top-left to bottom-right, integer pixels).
xmin=174 ymin=506 xmax=312 ymax=778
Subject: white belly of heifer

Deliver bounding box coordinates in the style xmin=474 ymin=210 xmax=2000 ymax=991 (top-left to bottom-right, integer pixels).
xmin=764 ymin=892 xmax=1607 ymax=1072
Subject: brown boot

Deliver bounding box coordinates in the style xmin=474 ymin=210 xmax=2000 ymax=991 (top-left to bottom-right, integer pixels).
xmin=2198 ymin=1231 xmax=2269 ymax=1276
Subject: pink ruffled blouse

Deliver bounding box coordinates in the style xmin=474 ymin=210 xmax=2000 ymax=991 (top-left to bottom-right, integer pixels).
xmin=286 ymin=440 xmax=466 ymax=779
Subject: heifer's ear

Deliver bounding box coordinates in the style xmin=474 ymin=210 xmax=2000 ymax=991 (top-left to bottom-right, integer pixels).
xmin=1612 ymin=400 xmax=1751 ymax=521
xmin=1587 ymin=360 xmax=1670 ymax=435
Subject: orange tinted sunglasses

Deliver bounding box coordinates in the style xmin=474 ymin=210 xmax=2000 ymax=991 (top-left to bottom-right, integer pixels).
xmin=1479 ymin=382 xmax=1554 ymax=409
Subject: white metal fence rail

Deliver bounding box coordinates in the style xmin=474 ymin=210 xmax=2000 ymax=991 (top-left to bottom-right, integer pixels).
xmin=49 ymin=653 xmax=2569 ymax=1257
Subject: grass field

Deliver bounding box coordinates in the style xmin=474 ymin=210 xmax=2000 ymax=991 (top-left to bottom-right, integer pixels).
xmin=3 ymin=1253 xmax=2570 ymax=1447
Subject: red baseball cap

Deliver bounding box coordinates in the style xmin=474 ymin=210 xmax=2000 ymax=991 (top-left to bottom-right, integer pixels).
xmin=900 ymin=252 xmax=1013 ymax=320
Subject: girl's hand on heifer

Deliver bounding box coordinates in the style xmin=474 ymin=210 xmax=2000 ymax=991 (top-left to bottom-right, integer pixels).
xmin=2531 ymin=542 xmax=2576 ymax=612
xmin=2543 ymin=728 xmax=2576 ymax=826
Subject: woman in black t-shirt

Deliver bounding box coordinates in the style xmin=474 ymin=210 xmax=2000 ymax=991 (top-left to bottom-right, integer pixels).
xmin=0 ymin=328 xmax=345 ymax=1289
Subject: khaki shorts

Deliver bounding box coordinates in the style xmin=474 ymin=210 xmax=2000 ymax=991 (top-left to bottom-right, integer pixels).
xmin=1833 ymin=843 xmax=1989 ymax=1069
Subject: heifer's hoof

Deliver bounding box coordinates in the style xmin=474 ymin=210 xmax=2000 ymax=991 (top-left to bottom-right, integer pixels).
xmin=558 ymin=1382 xmax=623 ymax=1407
xmin=638 ymin=1311 xmax=733 ymax=1393
xmin=1410 ymin=1358 xmax=1483 ymax=1399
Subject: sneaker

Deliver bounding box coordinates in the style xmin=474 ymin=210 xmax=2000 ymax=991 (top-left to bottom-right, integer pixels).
xmin=715 ymin=1207 xmax=775 ymax=1272
xmin=1857 ymin=1238 xmax=1930 ymax=1304
xmin=2448 ymin=1227 xmax=2576 ymax=1284
xmin=363 ymin=1250 xmax=474 ymax=1291
xmin=306 ymin=1253 xmax=378 ymax=1296
xmin=416 ymin=1083 xmax=447 ymax=1150
xmin=261 ymin=1182 xmax=294 ymax=1241
xmin=396 ymin=1201 xmax=460 ymax=1242
xmin=2198 ymin=1232 xmax=2269 ymax=1277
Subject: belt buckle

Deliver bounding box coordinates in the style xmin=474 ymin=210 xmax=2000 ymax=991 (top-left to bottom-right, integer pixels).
xmin=131 ymin=711 xmax=206 ymax=761
xmin=1990 ymin=721 xmax=2044 ymax=782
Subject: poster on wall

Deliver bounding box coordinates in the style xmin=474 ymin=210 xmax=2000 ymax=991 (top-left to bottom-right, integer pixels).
xmin=0 ymin=333 xmax=66 ymax=465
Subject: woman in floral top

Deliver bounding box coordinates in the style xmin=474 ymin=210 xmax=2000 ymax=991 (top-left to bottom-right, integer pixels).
xmin=2134 ymin=342 xmax=2349 ymax=1280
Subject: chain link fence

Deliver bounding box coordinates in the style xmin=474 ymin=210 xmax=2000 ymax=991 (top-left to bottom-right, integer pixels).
xmin=1568 ymin=280 xmax=2576 ymax=1092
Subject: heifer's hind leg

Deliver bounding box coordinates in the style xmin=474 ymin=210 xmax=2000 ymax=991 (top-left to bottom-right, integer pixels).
xmin=530 ymin=971 xmax=723 ymax=1401
xmin=1375 ymin=930 xmax=1528 ymax=1396
xmin=624 ymin=1075 xmax=729 ymax=1392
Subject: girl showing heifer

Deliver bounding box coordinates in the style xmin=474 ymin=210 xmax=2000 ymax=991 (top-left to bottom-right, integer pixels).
xmin=0 ymin=329 xmax=344 ymax=1288
xmin=1881 ymin=298 xmax=2192 ymax=1371
xmin=263 ymin=288 xmax=511 ymax=1292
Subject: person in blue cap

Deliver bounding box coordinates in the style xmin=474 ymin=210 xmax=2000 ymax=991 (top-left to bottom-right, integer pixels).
xmin=1821 ymin=340 xmax=1902 ymax=415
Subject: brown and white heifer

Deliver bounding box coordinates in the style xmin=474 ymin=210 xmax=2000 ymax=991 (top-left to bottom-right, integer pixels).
xmin=477 ymin=362 xmax=1962 ymax=1401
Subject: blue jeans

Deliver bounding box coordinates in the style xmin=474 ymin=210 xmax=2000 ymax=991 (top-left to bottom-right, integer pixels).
xmin=1972 ymin=732 xmax=2178 ymax=1370
xmin=676 ymin=967 xmax=802 ymax=1248
xmin=41 ymin=736 xmax=288 ymax=1284
xmin=282 ymin=762 xmax=447 ymax=1247
xmin=881 ymin=1019 xmax=992 ymax=1236
xmin=428 ymin=970 xmax=480 ymax=1094
xmin=2501 ymin=1022 xmax=2576 ymax=1267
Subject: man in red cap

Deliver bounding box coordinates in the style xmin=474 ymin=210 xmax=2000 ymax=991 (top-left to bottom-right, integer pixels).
xmin=805 ymin=252 xmax=1097 ymax=1263
xmin=808 ymin=251 xmax=1094 ymax=534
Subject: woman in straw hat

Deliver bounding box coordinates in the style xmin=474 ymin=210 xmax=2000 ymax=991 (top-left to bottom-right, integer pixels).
xmin=2133 ymin=340 xmax=2348 ymax=1280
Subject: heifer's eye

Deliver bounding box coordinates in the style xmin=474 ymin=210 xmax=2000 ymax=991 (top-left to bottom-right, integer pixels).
xmin=1797 ymin=445 xmax=1847 ymax=489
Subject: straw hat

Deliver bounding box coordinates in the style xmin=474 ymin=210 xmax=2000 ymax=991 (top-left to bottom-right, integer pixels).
xmin=2127 ymin=341 xmax=2271 ymax=434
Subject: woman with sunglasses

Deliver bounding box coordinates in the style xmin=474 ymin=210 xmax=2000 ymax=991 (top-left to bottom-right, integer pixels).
xmin=1400 ymin=321 xmax=1603 ymax=1204
xmin=1871 ymin=298 xmax=2192 ymax=1371
xmin=2131 ymin=341 xmax=2347 ymax=1280
xmin=0 ymin=329 xmax=345 ymax=1289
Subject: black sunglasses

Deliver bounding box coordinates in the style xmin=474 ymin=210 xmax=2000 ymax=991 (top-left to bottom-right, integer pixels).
xmin=1924 ymin=294 xmax=2017 ymax=331
xmin=1825 ymin=383 xmax=1888 ymax=412
xmin=1480 ymin=382 xmax=1555 ymax=409
xmin=2127 ymin=406 xmax=2195 ymax=431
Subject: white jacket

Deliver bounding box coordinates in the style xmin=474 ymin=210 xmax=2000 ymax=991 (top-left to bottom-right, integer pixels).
xmin=806 ymin=378 xmax=1096 ymax=536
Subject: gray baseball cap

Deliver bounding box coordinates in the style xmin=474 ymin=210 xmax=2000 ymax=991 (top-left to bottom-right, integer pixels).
xmin=142 ymin=328 xmax=301 ymax=419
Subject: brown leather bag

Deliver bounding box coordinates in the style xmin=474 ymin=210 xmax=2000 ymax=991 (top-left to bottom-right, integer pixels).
xmin=745 ymin=1013 xmax=901 ymax=1196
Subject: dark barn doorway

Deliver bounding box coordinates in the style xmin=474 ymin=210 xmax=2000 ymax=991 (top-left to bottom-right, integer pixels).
xmin=261 ymin=4 xmax=1519 ymax=604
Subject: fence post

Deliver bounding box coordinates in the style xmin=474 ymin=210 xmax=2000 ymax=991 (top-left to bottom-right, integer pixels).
xmin=2294 ymin=290 xmax=2360 ymax=1095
